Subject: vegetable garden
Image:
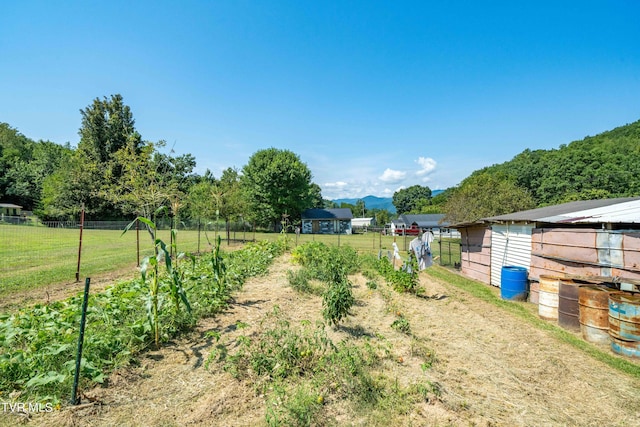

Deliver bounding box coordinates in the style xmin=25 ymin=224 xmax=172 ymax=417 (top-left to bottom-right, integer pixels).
xmin=2 ymin=228 xmax=639 ymax=426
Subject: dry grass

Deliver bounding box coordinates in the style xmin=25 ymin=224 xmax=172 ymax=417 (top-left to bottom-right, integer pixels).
xmin=9 ymin=257 xmax=640 ymax=427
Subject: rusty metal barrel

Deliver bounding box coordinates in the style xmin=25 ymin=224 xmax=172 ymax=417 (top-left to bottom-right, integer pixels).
xmin=558 ymin=279 xmax=580 ymax=331
xmin=538 ymin=275 xmax=560 ymax=320
xmin=609 ymin=293 xmax=640 ymax=358
xmin=579 ymin=285 xmax=615 ymax=344
xmin=529 ymin=280 xmax=540 ymax=304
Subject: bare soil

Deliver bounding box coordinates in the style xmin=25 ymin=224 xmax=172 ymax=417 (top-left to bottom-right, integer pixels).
xmin=8 ymin=254 xmax=640 ymax=426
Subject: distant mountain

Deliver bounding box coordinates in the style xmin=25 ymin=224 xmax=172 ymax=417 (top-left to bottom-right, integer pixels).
xmin=332 ymin=191 xmax=444 ymax=214
xmin=331 ymin=195 xmax=396 ymax=213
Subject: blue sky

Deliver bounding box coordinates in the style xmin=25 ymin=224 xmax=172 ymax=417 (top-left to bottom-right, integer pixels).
xmin=2 ymin=1 xmax=639 ymax=199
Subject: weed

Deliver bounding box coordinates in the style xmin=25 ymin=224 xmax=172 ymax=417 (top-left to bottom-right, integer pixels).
xmin=390 ymin=317 xmax=411 ymax=335
xmin=266 ymin=383 xmax=324 ymax=427
xmin=287 ymin=269 xmax=322 ymax=295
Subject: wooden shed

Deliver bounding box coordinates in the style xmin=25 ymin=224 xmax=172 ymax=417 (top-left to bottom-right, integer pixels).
xmin=453 ymin=197 xmax=640 ymax=291
xmin=459 ymin=224 xmax=492 ymax=283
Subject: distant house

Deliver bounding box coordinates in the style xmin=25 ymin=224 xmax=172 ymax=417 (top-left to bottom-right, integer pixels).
xmin=0 ymin=203 xmax=22 ymax=217
xmin=301 ymin=208 xmax=353 ymax=234
xmin=391 ymin=214 xmax=452 ymax=236
xmin=351 ymin=217 xmax=375 ymax=228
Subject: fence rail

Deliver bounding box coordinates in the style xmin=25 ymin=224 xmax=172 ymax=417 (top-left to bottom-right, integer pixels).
xmin=1 ymin=219 xmax=461 ymax=296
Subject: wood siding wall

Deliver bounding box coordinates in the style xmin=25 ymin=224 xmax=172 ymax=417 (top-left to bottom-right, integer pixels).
xmin=531 ymin=228 xmax=640 ymax=282
xmin=460 ymin=226 xmax=492 ymax=284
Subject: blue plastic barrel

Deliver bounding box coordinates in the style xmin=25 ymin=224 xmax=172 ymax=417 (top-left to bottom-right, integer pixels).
xmin=501 ymin=266 xmax=529 ymax=301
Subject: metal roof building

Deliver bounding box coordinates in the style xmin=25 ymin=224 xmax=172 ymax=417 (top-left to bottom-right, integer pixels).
xmin=453 ymin=197 xmax=640 ymax=291
xmin=483 ymin=197 xmax=640 ymax=226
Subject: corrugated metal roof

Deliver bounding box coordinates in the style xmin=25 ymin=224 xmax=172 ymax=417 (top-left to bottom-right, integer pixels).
xmin=0 ymin=203 xmax=23 ymax=209
xmin=301 ymin=208 xmax=353 ymax=220
xmin=483 ymin=197 xmax=640 ymax=223
xmin=538 ymin=199 xmax=640 ymax=224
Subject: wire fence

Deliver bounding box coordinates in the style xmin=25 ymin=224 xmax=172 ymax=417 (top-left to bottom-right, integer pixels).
xmin=1 ymin=218 xmax=461 ymax=296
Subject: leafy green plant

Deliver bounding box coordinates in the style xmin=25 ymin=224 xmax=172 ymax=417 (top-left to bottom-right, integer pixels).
xmin=0 ymin=234 xmax=281 ymax=403
xmin=222 ymin=308 xmax=335 ymax=384
xmin=322 ymin=278 xmax=355 ymax=327
xmin=291 ymin=242 xmax=359 ymax=282
xmin=365 ymin=280 xmax=378 ymax=290
xmin=375 ymin=256 xmax=420 ymax=294
xmin=390 ymin=316 xmax=411 ymax=335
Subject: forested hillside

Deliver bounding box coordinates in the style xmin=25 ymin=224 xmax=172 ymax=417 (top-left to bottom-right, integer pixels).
xmin=472 ymin=119 xmax=640 ymax=206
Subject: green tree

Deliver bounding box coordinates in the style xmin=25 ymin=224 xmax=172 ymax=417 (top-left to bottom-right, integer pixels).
xmin=355 ymin=199 xmax=366 ymax=217
xmin=308 ymin=183 xmax=324 ymax=208
xmin=0 ymin=123 xmax=72 ymax=211
xmin=392 ymin=185 xmax=432 ymax=214
xmin=187 ymin=180 xmax=218 ymax=224
xmin=241 ymin=148 xmax=315 ymax=229
xmin=104 ymin=140 xmax=180 ymax=223
xmin=216 ymin=167 xmax=246 ymax=223
xmin=42 ymin=94 xmax=144 ymax=220
xmin=7 ymin=141 xmax=72 ymax=212
xmin=471 ymin=119 xmax=640 ymax=206
xmin=370 ymin=208 xmax=390 ymax=227
xmin=78 ymin=94 xmax=140 ymax=163
xmin=443 ymin=173 xmax=535 ymax=224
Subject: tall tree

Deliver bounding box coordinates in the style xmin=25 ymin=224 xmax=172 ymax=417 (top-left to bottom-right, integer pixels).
xmin=392 ymin=185 xmax=432 ymax=214
xmin=216 ymin=167 xmax=246 ymax=223
xmin=56 ymin=94 xmax=143 ymax=219
xmin=443 ymin=172 xmax=535 ymax=224
xmin=78 ymin=94 xmax=140 ymax=163
xmin=241 ymin=148 xmax=314 ymax=228
xmin=308 ymin=183 xmax=324 ymax=208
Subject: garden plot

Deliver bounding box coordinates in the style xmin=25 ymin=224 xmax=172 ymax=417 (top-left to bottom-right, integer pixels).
xmin=11 ymin=250 xmax=640 ymax=427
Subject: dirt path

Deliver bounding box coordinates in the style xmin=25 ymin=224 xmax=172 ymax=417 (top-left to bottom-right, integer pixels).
xmin=19 ymin=255 xmax=640 ymax=426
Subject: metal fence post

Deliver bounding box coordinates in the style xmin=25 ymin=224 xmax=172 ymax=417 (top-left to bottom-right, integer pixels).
xmin=75 ymin=205 xmax=85 ymax=282
xmin=71 ymin=277 xmax=91 ymax=405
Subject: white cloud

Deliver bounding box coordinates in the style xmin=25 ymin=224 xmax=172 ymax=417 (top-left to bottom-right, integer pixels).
xmin=323 ymin=181 xmax=348 ymax=188
xmin=415 ymin=157 xmax=437 ymax=176
xmin=379 ymin=168 xmax=406 ymax=183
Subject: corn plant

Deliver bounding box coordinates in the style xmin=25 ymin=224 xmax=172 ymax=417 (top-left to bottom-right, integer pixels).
xmin=210 ymin=235 xmax=226 ymax=294
xmin=159 ymin=234 xmax=192 ymax=314
xmin=123 ymin=216 xmax=191 ymax=348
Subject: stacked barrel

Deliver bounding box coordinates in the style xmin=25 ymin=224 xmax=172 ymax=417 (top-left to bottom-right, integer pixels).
xmin=531 ymin=275 xmax=639 ymax=358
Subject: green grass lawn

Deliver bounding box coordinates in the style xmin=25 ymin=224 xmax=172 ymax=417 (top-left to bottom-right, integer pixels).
xmin=0 ymin=224 xmax=460 ymax=297
xmin=0 ymin=225 xmax=212 ymax=296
